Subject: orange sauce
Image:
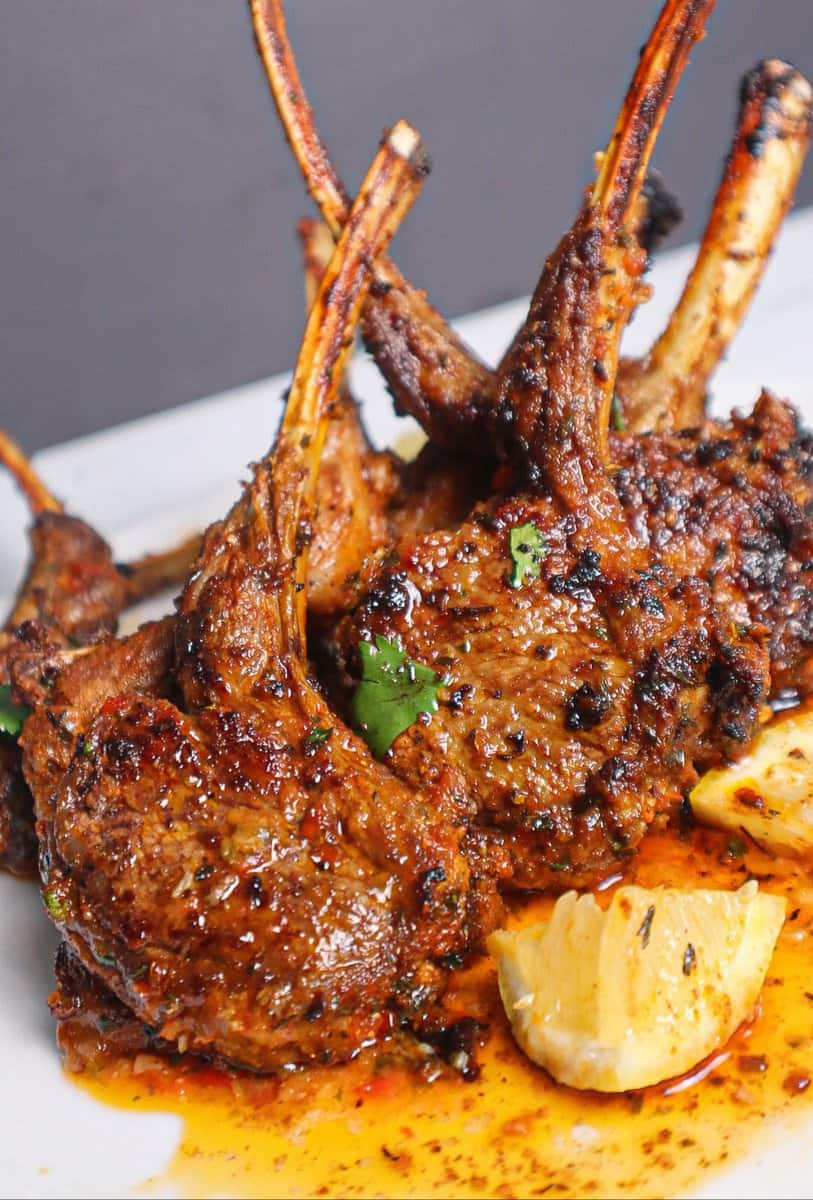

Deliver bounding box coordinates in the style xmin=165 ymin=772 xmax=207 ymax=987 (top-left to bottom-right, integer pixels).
xmin=71 ymin=826 xmax=813 ymax=1199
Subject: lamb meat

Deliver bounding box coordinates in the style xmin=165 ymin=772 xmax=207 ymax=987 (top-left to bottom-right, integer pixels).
xmin=21 ymin=125 xmax=483 ymax=1073
xmin=331 ymin=0 xmax=774 ymax=893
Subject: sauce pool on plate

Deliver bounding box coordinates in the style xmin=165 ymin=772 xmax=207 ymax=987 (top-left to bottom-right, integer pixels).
xmin=68 ymin=826 xmax=813 ymax=1199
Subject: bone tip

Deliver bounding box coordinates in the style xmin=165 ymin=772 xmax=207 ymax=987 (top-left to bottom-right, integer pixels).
xmin=388 ymin=120 xmax=422 ymax=161
xmin=748 ymin=59 xmax=813 ymax=110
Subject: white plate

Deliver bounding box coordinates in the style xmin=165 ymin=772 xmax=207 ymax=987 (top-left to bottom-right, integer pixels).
xmin=1 ymin=209 xmax=812 ymax=1199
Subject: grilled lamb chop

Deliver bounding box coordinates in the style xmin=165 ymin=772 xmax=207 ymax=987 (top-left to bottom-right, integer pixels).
xmin=261 ymin=11 xmax=813 ymax=706
xmin=21 ymin=125 xmax=484 ymax=1072
xmin=0 ymin=425 xmax=204 ymax=876
xmin=13 ymin=0 xmax=813 ymax=1079
xmin=0 ymin=212 xmax=485 ymax=878
xmin=331 ymin=0 xmax=777 ymax=892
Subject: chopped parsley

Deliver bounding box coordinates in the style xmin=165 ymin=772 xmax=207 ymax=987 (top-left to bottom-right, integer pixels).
xmin=508 ymin=522 xmax=547 ymax=589
xmin=610 ymin=392 xmax=626 ymax=432
xmin=303 ymin=725 xmax=333 ymax=753
xmin=43 ymin=888 xmax=66 ymax=921
xmin=0 ymin=684 xmax=29 ymax=740
xmin=352 ymin=635 xmax=440 ymax=757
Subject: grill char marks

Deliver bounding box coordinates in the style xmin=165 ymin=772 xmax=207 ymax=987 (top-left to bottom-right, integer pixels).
xmin=333 ymin=480 xmax=767 ymax=892
xmin=614 ymin=392 xmax=813 ymax=697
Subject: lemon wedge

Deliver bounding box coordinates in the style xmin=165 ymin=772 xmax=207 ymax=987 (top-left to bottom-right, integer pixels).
xmin=691 ymin=706 xmax=813 ymax=856
xmin=488 ymin=881 xmax=785 ymax=1092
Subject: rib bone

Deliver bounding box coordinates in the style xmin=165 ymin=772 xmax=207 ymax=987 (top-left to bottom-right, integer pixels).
xmin=619 ymin=59 xmax=813 ymax=432
xmin=249 ymin=0 xmax=494 ymax=451
xmin=494 ymin=0 xmax=715 ymax=532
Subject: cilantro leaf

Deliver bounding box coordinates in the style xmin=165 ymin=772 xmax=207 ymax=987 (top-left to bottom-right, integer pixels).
xmin=610 ymin=392 xmax=626 ymax=432
xmin=352 ymin=636 xmax=440 ymax=757
xmin=303 ymin=725 xmax=333 ymax=753
xmin=43 ymin=888 xmax=66 ymax=921
xmin=0 ymin=684 xmax=29 ymax=740
xmin=508 ymin=522 xmax=547 ymax=589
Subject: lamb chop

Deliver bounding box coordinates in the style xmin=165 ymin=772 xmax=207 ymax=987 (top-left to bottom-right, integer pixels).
xmin=0 ymin=433 xmax=136 ymax=874
xmin=13 ymin=0 xmax=812 ymax=1079
xmin=0 ymin=206 xmax=486 ymax=879
xmin=19 ymin=123 xmax=483 ymax=1073
xmin=253 ymin=2 xmax=813 ymax=701
xmin=329 ymin=0 xmax=781 ymax=892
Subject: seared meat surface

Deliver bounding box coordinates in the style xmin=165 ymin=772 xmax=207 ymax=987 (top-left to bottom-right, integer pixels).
xmin=50 ymin=943 xmax=164 ymax=1072
xmin=0 ymin=502 xmax=126 ymax=874
xmin=5 ymin=0 xmax=812 ymax=1082
xmin=614 ymin=393 xmax=813 ymax=697
xmin=2 ymin=513 xmax=127 ymax=651
xmin=21 ymin=128 xmax=481 ymax=1072
xmin=0 ymin=743 xmax=35 ymax=876
xmin=328 ymin=0 xmax=773 ymax=892
xmin=332 ymin=399 xmax=811 ymax=895
xmin=333 ymin=493 xmax=765 ymax=891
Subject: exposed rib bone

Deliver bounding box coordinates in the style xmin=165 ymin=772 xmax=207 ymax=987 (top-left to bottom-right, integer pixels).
xmin=590 ymin=0 xmax=716 ymax=457
xmin=593 ymin=0 xmax=714 ymax=234
xmin=0 ymin=429 xmax=61 ymax=515
xmin=119 ymin=533 xmax=202 ymax=605
xmin=494 ymin=0 xmax=714 ymax=530
xmin=178 ymin=119 xmax=431 ymax=697
xmin=0 ymin=427 xmax=201 ymax=606
xmin=619 ymin=59 xmax=813 ymax=432
xmin=298 ymin=217 xmax=334 ymax=311
xmin=249 ymin=0 xmax=494 ymax=451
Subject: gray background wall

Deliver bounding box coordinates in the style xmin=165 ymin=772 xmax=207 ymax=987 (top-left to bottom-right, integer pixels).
xmin=2 ymin=1 xmax=812 ymax=451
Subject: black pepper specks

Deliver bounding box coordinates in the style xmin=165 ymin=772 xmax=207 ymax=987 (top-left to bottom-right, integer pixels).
xmin=637 ymin=904 xmax=656 ymax=948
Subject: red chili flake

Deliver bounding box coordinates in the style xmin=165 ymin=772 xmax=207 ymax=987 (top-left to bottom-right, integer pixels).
xmin=375 ymin=1009 xmax=397 ymax=1038
xmin=354 ymin=1073 xmax=395 ymax=1102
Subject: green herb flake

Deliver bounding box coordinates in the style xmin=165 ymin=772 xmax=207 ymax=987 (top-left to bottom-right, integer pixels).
xmin=441 ymin=953 xmax=465 ymax=971
xmin=507 ymin=522 xmax=547 ymax=589
xmin=548 ymin=856 xmax=571 ymax=873
xmin=0 ymin=683 xmax=30 ymax=740
xmin=303 ymin=725 xmax=333 ymax=752
xmin=43 ymin=888 xmax=66 ymax=921
xmin=727 ymin=837 xmax=747 ymax=858
xmin=610 ymin=393 xmax=626 ymax=432
xmin=352 ymin=635 xmax=441 ymax=757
